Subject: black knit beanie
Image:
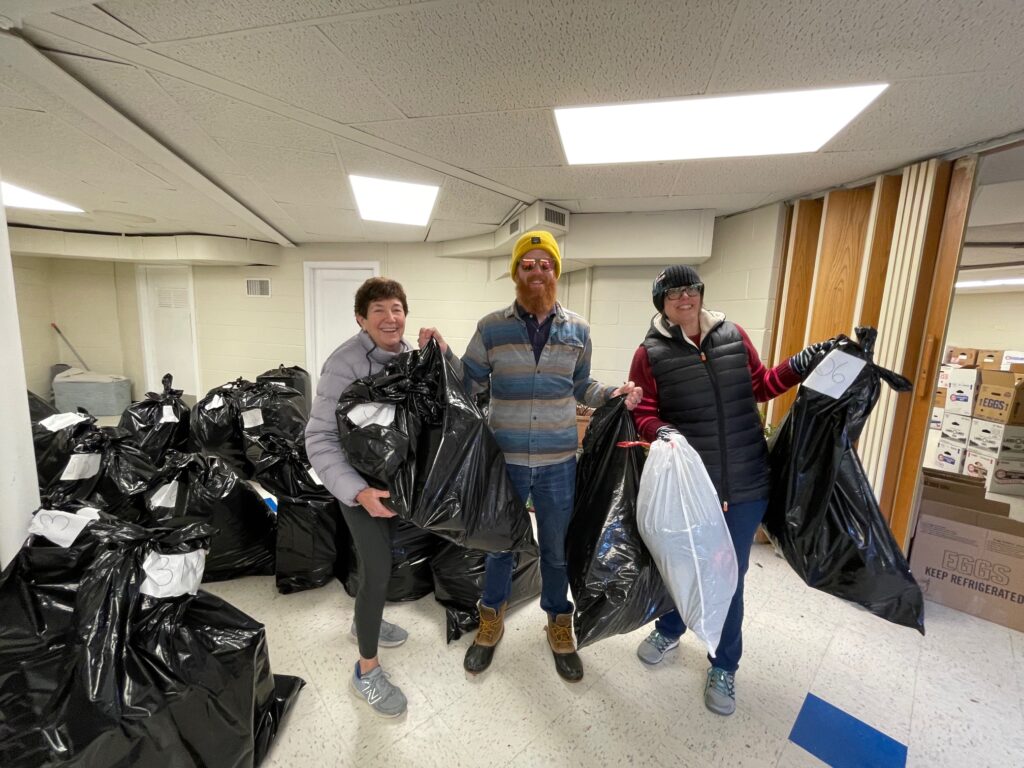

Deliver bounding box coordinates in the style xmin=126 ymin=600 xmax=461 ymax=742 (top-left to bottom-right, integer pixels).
xmin=652 ymin=264 xmax=703 ymax=312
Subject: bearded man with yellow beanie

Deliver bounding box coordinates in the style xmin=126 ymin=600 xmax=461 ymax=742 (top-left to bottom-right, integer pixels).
xmin=459 ymin=230 xmax=641 ymax=682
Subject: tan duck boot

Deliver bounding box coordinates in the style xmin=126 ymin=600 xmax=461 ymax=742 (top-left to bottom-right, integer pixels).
xmin=546 ymin=613 xmax=583 ymax=682
xmin=463 ymin=600 xmax=507 ymax=674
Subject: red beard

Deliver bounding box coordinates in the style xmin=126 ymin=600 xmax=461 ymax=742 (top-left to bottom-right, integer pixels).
xmin=514 ymin=275 xmax=558 ymax=317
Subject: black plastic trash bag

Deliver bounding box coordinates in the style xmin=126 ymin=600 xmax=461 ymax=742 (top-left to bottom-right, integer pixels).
xmin=238 ymin=380 xmax=307 ymax=443
xmin=567 ymin=398 xmax=673 ymax=648
xmin=0 ymin=512 xmax=302 ymax=768
xmin=117 ymin=373 xmax=190 ymax=466
xmin=344 ymin=519 xmax=442 ymax=602
xmin=44 ymin=427 xmax=158 ymax=520
xmin=191 ymin=379 xmax=249 ymax=472
xmin=336 ymin=339 xmax=536 ymax=555
xmin=32 ymin=410 xmax=98 ymax=490
xmin=144 ymin=450 xmax=276 ymax=581
xmin=249 ymin=429 xmax=340 ymax=594
xmin=763 ymin=328 xmax=925 ymax=633
xmin=431 ymin=542 xmax=542 ymax=643
xmin=28 ymin=390 xmax=58 ymax=422
xmin=257 ymin=364 xmax=312 ymax=417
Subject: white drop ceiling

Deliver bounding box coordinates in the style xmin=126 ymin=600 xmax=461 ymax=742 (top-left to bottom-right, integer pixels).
xmin=0 ymin=0 xmax=1022 ymax=245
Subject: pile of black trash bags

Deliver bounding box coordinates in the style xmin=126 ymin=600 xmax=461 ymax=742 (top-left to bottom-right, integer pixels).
xmin=336 ymin=340 xmax=541 ymax=641
xmin=0 ymin=508 xmax=302 ymax=767
xmin=565 ymin=327 xmax=924 ymax=648
xmin=28 ymin=367 xmax=333 ymax=590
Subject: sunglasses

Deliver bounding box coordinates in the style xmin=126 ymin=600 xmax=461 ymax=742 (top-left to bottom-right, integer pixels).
xmin=665 ymin=284 xmax=703 ymax=300
xmin=519 ymin=258 xmax=555 ymax=272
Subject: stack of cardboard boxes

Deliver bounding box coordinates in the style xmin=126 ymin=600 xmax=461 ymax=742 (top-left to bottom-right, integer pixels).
xmin=930 ymin=347 xmax=1024 ymax=497
xmin=909 ymin=469 xmax=1023 ymax=632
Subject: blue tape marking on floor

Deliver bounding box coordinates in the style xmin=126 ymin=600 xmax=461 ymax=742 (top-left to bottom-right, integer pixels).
xmin=789 ymin=693 xmax=907 ymax=768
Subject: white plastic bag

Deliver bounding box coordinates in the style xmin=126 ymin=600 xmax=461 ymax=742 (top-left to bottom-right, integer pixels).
xmin=637 ymin=434 xmax=738 ymax=655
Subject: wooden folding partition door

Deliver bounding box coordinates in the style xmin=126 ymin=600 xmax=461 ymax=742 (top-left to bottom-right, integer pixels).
xmin=769 ymin=157 xmax=976 ymax=550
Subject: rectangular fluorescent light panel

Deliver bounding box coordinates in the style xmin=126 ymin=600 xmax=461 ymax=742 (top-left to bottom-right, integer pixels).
xmin=349 ymin=175 xmax=439 ymax=226
xmin=554 ymin=84 xmax=889 ymax=164
xmin=1 ymin=181 xmax=83 ymax=212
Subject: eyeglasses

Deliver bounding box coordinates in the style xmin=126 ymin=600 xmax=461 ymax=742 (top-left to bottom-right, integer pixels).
xmin=519 ymin=258 xmax=555 ymax=272
xmin=665 ymin=284 xmax=703 ymax=300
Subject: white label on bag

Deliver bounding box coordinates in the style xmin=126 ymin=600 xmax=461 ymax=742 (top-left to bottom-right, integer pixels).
xmin=160 ymin=405 xmax=179 ymax=423
xmin=78 ymin=507 xmax=102 ymax=520
xmin=140 ymin=550 xmax=206 ymax=598
xmin=346 ymin=402 xmax=396 ymax=428
xmin=306 ymin=466 xmax=323 ymax=486
xmin=28 ymin=510 xmax=93 ymax=547
xmin=40 ymin=412 xmax=90 ymax=431
xmin=60 ymin=453 xmax=102 ymax=481
xmin=241 ymin=408 xmax=264 ymax=429
xmin=150 ymin=481 xmax=179 ymax=508
xmin=204 ymin=394 xmax=225 ymax=410
xmin=803 ymin=350 xmax=867 ymax=400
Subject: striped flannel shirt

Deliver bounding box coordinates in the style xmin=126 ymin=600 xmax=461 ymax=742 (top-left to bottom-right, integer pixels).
xmin=462 ymin=302 xmax=615 ymax=467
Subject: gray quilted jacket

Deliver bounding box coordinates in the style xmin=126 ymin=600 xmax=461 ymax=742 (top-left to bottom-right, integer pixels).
xmin=304 ymin=330 xmax=461 ymax=507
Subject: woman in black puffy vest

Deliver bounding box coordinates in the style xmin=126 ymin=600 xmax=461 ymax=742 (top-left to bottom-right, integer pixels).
xmin=628 ymin=264 xmax=825 ymax=716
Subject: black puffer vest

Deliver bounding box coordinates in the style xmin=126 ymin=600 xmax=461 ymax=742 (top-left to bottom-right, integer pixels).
xmin=643 ymin=315 xmax=769 ymax=506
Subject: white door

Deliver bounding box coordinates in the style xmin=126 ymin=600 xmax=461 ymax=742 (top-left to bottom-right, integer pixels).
xmin=304 ymin=262 xmax=378 ymax=390
xmin=137 ymin=266 xmax=200 ymax=396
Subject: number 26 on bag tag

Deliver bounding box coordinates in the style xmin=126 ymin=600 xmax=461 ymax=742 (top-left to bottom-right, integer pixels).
xmin=804 ymin=350 xmax=867 ymax=399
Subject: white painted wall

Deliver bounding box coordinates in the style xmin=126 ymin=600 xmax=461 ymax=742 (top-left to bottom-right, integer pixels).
xmin=9 ymin=203 xmax=787 ymax=401
xmin=12 ymin=254 xmax=57 ymax=396
xmin=945 ymin=291 xmax=1024 ymax=351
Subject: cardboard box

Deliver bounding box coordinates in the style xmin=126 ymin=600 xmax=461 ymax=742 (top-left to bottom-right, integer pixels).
xmin=990 ymin=458 xmax=1024 ymax=498
xmin=937 ymin=366 xmax=952 ymax=391
xmin=929 ymin=406 xmax=943 ymax=430
xmin=973 ymin=369 xmax=1024 ymax=425
xmin=963 ymin=449 xmax=996 ymax=483
xmin=940 ymin=413 xmax=971 ymax=444
xmin=968 ymin=419 xmax=1005 ymax=453
xmin=976 ymin=349 xmax=1004 ymax=370
xmin=943 ymin=368 xmax=979 ymax=416
xmin=1001 ymin=350 xmax=1024 ymax=371
xmin=999 ymin=424 xmax=1024 ymax=457
xmin=933 ymin=388 xmax=947 ymax=408
xmin=922 ymin=467 xmax=987 ymax=496
xmin=909 ymin=496 xmax=1024 ymax=632
xmin=933 ymin=439 xmax=966 ymax=473
xmin=946 ymin=347 xmax=978 ymax=367
xmin=920 ymin=472 xmax=1010 ymax=516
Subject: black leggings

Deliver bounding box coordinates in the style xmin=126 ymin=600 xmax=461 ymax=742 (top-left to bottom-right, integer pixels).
xmin=341 ymin=504 xmax=395 ymax=659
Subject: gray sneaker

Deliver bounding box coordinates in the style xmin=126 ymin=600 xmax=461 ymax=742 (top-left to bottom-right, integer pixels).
xmin=637 ymin=629 xmax=680 ymax=665
xmin=350 ymin=663 xmax=407 ymax=717
xmin=350 ymin=618 xmax=408 ymax=648
xmin=704 ymin=666 xmax=736 ymax=715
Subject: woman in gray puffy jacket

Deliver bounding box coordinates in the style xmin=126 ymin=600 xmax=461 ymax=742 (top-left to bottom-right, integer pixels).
xmin=304 ymin=276 xmax=452 ymax=718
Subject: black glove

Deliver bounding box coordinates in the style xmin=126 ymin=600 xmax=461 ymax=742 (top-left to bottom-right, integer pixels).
xmin=789 ymin=340 xmax=831 ymax=378
xmin=656 ymin=426 xmax=680 ymax=442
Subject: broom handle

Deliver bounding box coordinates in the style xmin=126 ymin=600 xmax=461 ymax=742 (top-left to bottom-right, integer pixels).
xmin=50 ymin=322 xmax=89 ymax=370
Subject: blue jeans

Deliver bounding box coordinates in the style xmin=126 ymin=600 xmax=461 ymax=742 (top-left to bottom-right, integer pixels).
xmin=655 ymin=497 xmax=768 ymax=674
xmin=482 ymin=459 xmax=575 ymax=617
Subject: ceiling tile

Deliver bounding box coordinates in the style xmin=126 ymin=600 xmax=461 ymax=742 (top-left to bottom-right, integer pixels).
xmin=333 ymin=135 xmax=444 ymax=185
xmin=426 ymin=220 xmax=496 ymax=242
xmin=156 ymin=26 xmax=403 ymax=123
xmin=359 ymin=220 xmax=426 ymax=242
xmin=56 ymin=5 xmax=149 ymax=44
xmin=560 ymin=192 xmax=773 ymax=216
xmin=433 ymin=178 xmax=516 ymax=225
xmin=354 ymin=110 xmax=564 ymax=168
xmin=214 ymin=138 xmax=352 ymax=207
xmin=707 ymin=0 xmax=1024 ymax=92
xmin=320 ymin=0 xmax=736 ymax=117
xmin=96 ymin=0 xmax=421 ymax=43
xmin=472 ymin=164 xmax=681 ymax=200
xmin=276 ymin=202 xmax=366 ymax=241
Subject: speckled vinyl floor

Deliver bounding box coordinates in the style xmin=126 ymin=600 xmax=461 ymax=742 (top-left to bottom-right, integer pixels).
xmin=203 ymin=543 xmax=1024 ymax=768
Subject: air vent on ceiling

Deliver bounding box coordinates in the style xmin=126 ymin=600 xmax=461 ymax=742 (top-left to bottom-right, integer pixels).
xmin=544 ymin=207 xmax=566 ymax=227
xmin=509 ymin=218 xmax=521 ymax=236
xmin=246 ymin=278 xmax=271 ymax=297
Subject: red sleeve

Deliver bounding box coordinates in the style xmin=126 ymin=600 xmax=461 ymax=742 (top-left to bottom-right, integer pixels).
xmin=737 ymin=324 xmax=801 ymax=402
xmin=629 ymin=346 xmax=669 ymax=442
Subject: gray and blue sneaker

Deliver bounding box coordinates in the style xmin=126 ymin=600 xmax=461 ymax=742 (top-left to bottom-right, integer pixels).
xmin=704 ymin=666 xmax=736 ymax=715
xmin=637 ymin=629 xmax=680 ymax=665
xmin=350 ymin=663 xmax=408 ymax=717
xmin=350 ymin=618 xmax=408 ymax=648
